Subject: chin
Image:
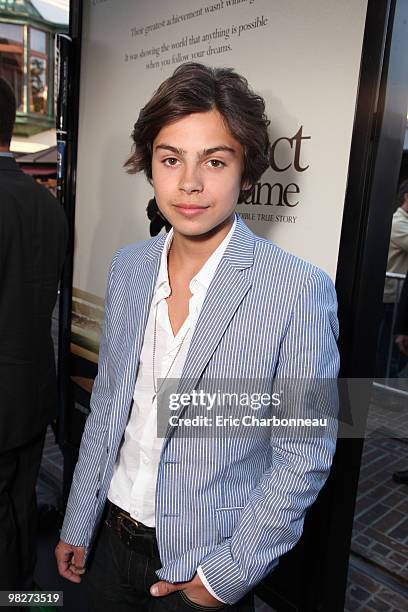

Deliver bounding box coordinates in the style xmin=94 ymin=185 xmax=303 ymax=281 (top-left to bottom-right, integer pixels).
xmin=159 ymin=206 xmax=235 ymax=237
xmin=173 ymin=224 xmax=213 ymax=237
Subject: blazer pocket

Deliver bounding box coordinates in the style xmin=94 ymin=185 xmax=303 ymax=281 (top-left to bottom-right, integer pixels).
xmin=215 ymin=507 xmax=244 ymax=539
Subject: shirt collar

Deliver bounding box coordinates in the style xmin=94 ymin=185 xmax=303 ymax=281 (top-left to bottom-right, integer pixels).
xmin=153 ymin=228 xmax=174 ymax=304
xmin=0 ymin=152 xmax=14 ymax=158
xmin=153 ymin=215 xmax=237 ymax=305
xmin=190 ymin=216 xmax=236 ymax=293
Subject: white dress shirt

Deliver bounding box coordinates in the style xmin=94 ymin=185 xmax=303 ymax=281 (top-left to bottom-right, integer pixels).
xmin=107 ymin=217 xmax=236 ymax=602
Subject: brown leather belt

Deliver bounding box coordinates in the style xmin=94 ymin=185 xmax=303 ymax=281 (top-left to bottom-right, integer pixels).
xmin=104 ymin=500 xmax=159 ymax=556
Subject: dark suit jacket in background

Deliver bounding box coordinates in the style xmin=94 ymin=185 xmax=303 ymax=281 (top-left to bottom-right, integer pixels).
xmin=0 ymin=156 xmax=68 ymax=452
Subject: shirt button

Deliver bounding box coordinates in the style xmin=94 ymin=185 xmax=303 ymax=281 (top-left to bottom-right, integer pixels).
xmin=142 ymin=454 xmax=150 ymax=465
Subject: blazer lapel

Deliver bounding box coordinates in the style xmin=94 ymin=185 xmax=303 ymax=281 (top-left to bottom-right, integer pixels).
xmin=162 ymin=214 xmax=255 ymax=440
xmin=111 ymin=234 xmax=166 ymax=427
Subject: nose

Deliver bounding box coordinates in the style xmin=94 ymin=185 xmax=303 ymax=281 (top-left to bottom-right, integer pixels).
xmin=178 ymin=163 xmax=203 ymax=194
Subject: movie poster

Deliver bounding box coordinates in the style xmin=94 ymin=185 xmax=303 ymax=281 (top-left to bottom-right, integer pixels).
xmin=72 ymin=0 xmax=368 ymax=363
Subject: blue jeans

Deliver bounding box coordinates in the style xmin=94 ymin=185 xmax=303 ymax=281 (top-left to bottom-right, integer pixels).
xmin=83 ymin=515 xmax=255 ymax=611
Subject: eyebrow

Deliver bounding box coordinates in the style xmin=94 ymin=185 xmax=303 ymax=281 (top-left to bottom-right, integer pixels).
xmin=154 ymin=144 xmax=237 ymax=158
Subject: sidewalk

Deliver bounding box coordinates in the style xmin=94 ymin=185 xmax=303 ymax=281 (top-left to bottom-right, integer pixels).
xmin=345 ymin=433 xmax=408 ymax=611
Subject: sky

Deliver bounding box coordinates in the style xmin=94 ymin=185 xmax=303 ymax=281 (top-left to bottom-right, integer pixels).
xmin=31 ymin=0 xmax=69 ymax=24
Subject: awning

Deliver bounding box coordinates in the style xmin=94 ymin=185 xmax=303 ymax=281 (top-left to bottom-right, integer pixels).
xmin=15 ymin=145 xmax=57 ymax=178
xmin=20 ymin=166 xmax=56 ymax=177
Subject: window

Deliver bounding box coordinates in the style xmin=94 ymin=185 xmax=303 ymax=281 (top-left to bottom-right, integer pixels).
xmin=29 ymin=28 xmax=48 ymax=114
xmin=0 ymin=23 xmax=24 ymax=111
xmin=30 ymin=28 xmax=46 ymax=54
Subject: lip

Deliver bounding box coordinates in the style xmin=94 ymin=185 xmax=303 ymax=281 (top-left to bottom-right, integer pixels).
xmin=174 ymin=204 xmax=209 ymax=216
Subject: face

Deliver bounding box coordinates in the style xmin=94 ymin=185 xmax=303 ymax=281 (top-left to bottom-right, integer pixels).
xmin=151 ymin=109 xmax=250 ymax=239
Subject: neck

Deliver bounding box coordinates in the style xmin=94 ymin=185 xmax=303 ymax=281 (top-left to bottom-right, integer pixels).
xmin=169 ymin=214 xmax=234 ymax=276
xmin=0 ymin=145 xmax=10 ymax=153
xmin=401 ymin=201 xmax=408 ymax=213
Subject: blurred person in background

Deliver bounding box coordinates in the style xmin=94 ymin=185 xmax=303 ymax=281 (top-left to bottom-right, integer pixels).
xmin=0 ymin=77 xmax=68 ymax=589
xmin=394 ymin=273 xmax=408 ymax=358
xmin=376 ymin=179 xmax=408 ymax=378
xmin=392 ymin=273 xmax=408 ymax=485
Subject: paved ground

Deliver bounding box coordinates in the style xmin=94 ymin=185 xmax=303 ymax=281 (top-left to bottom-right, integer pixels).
xmin=344 ymin=386 xmax=408 ymax=612
xmin=352 ymin=437 xmax=408 ymax=583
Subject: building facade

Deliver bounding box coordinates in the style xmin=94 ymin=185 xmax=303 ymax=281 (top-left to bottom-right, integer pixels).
xmin=0 ymin=0 xmax=68 ymax=138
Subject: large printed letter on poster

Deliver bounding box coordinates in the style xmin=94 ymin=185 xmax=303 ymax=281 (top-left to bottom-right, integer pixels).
xmin=71 ymin=0 xmax=367 ymax=364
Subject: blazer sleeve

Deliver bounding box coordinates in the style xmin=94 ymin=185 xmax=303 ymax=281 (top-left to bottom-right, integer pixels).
xmin=0 ymin=202 xmax=9 ymax=284
xmin=199 ymin=268 xmax=340 ymax=605
xmin=60 ymin=251 xmax=119 ymax=547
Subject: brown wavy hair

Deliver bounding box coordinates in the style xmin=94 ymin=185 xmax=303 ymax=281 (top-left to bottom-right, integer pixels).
xmin=124 ymin=62 xmax=271 ymax=203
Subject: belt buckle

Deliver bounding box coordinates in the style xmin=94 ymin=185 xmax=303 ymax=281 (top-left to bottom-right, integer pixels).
xmin=118 ymin=511 xmax=139 ymax=532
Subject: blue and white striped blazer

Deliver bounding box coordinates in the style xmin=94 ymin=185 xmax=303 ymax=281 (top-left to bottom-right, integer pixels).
xmin=61 ymin=213 xmax=340 ymax=605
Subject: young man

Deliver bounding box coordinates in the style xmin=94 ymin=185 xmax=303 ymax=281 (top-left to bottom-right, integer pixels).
xmin=56 ymin=63 xmax=340 ymax=611
xmin=0 ymin=77 xmax=67 ymax=589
